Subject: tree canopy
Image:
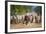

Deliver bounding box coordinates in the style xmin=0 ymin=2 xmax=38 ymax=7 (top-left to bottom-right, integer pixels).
xmin=34 ymin=6 xmax=42 ymax=15
xmin=10 ymin=5 xmax=32 ymax=16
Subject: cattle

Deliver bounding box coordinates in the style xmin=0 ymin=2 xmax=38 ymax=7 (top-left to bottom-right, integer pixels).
xmin=23 ymin=15 xmax=33 ymax=25
xmin=35 ymin=15 xmax=41 ymax=23
xmin=16 ymin=15 xmax=25 ymax=24
xmin=39 ymin=16 xmax=41 ymax=23
xmin=37 ymin=15 xmax=41 ymax=23
xmin=10 ymin=13 xmax=41 ymax=25
xmin=10 ymin=16 xmax=14 ymax=24
xmin=29 ymin=15 xmax=33 ymax=23
xmin=23 ymin=15 xmax=29 ymax=25
xmin=10 ymin=16 xmax=17 ymax=24
xmin=10 ymin=15 xmax=25 ymax=24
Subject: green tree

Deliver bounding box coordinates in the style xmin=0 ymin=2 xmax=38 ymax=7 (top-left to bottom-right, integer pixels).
xmin=10 ymin=5 xmax=32 ymax=15
xmin=34 ymin=6 xmax=42 ymax=15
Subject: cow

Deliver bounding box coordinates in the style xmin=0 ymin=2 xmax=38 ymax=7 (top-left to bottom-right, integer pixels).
xmin=28 ymin=15 xmax=33 ymax=23
xmin=16 ymin=15 xmax=24 ymax=24
xmin=35 ymin=15 xmax=41 ymax=23
xmin=10 ymin=16 xmax=13 ymax=24
xmin=23 ymin=15 xmax=29 ymax=25
xmin=37 ymin=15 xmax=41 ymax=23
xmin=23 ymin=15 xmax=33 ymax=25
xmin=10 ymin=16 xmax=17 ymax=24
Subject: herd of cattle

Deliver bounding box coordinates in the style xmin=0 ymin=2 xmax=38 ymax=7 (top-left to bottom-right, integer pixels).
xmin=10 ymin=14 xmax=41 ymax=25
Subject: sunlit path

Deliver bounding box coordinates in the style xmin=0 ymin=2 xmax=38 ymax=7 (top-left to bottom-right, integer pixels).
xmin=10 ymin=22 xmax=42 ymax=29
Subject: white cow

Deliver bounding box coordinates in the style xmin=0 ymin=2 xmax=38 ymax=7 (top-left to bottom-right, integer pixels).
xmin=17 ymin=15 xmax=23 ymax=23
xmin=37 ymin=15 xmax=41 ymax=23
xmin=10 ymin=15 xmax=17 ymax=24
xmin=29 ymin=15 xmax=33 ymax=23
xmin=17 ymin=15 xmax=26 ymax=24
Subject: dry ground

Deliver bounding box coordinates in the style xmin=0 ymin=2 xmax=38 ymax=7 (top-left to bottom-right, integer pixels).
xmin=10 ymin=22 xmax=42 ymax=29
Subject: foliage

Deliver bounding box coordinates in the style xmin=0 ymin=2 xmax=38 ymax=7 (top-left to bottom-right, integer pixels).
xmin=10 ymin=5 xmax=32 ymax=16
xmin=34 ymin=6 xmax=42 ymax=15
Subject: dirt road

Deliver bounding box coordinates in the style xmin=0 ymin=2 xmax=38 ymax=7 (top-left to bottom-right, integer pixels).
xmin=10 ymin=22 xmax=42 ymax=29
